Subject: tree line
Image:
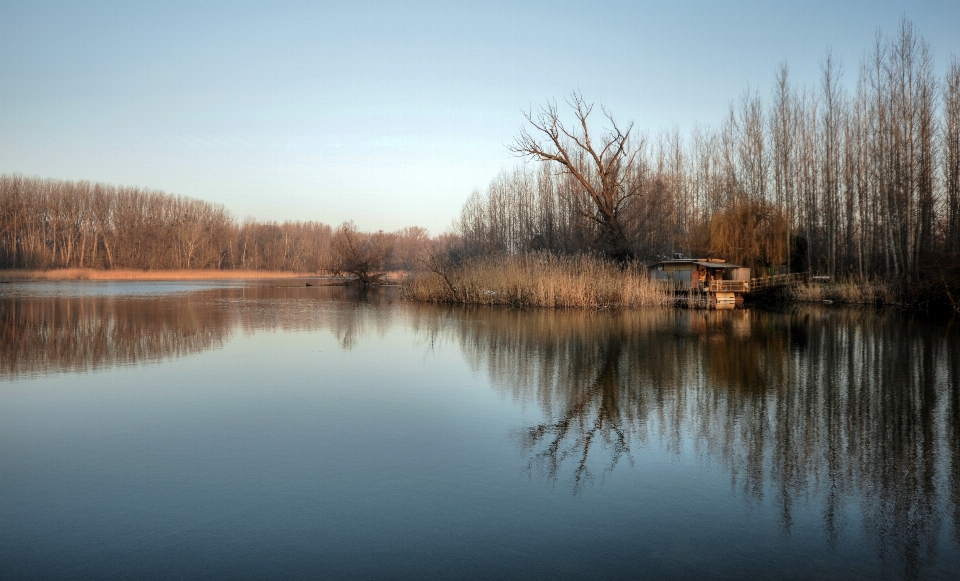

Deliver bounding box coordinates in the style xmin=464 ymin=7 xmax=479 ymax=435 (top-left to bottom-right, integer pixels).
xmin=0 ymin=174 xmax=429 ymax=273
xmin=455 ymin=20 xmax=960 ymax=284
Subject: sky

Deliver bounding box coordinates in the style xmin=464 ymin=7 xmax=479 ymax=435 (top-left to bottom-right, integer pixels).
xmin=2 ymin=1 xmax=959 ymax=235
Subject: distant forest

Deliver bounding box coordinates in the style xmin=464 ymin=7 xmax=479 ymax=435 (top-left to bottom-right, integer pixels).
xmin=458 ymin=20 xmax=960 ymax=281
xmin=0 ymin=174 xmax=430 ymax=273
xmin=3 ymin=20 xmax=959 ymax=283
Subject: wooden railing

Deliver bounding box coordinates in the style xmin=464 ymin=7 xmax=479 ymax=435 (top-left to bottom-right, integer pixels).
xmin=707 ymin=280 xmax=750 ymax=292
xmin=705 ymin=273 xmax=802 ymax=293
xmin=747 ymin=272 xmax=803 ymax=292
xmin=655 ymin=272 xmax=803 ymax=294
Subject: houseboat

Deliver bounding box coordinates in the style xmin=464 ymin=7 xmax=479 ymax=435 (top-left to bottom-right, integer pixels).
xmin=650 ymin=258 xmax=751 ymax=305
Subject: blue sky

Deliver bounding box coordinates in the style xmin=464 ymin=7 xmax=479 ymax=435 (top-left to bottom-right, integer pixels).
xmin=2 ymin=1 xmax=959 ymax=234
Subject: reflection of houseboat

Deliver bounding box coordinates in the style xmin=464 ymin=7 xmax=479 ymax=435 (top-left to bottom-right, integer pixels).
xmin=650 ymin=258 xmax=751 ymax=305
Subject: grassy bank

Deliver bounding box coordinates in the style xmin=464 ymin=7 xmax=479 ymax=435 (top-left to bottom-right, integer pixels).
xmin=787 ymin=277 xmax=960 ymax=311
xmin=0 ymin=268 xmax=325 ymax=281
xmin=790 ymin=279 xmax=900 ymax=305
xmin=403 ymin=253 xmax=670 ymax=308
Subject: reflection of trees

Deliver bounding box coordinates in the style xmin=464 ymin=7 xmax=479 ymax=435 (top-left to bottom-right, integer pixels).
xmin=443 ymin=310 xmax=644 ymax=483
xmin=229 ymin=285 xmax=397 ymax=350
xmin=951 ymin=331 xmax=960 ymax=548
xmin=521 ymin=331 xmax=630 ymax=491
xmin=0 ymin=285 xmax=400 ymax=378
xmin=435 ymin=305 xmax=960 ymax=578
xmin=0 ymin=293 xmax=232 ymax=377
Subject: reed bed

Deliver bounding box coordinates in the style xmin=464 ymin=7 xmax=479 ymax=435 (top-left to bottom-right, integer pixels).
xmin=791 ymin=278 xmax=898 ymax=305
xmin=0 ymin=268 xmax=325 ymax=281
xmin=403 ymin=253 xmax=670 ymax=308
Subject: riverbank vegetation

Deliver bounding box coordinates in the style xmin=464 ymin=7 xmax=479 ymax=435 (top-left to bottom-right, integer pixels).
xmin=790 ymin=278 xmax=900 ymax=305
xmin=403 ymin=252 xmax=669 ymax=308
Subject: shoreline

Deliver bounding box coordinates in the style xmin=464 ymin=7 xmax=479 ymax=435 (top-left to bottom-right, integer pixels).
xmin=0 ymin=268 xmax=411 ymax=283
xmin=0 ymin=268 xmax=327 ymax=281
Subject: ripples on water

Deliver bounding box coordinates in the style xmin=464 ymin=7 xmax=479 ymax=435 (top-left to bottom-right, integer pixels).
xmin=1 ymin=281 xmax=958 ymax=580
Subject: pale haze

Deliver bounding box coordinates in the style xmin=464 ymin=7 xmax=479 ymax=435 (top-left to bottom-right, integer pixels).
xmin=2 ymin=0 xmax=958 ymax=234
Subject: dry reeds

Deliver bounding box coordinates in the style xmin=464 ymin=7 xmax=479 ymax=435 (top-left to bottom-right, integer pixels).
xmin=403 ymin=252 xmax=670 ymax=308
xmin=791 ymin=278 xmax=899 ymax=305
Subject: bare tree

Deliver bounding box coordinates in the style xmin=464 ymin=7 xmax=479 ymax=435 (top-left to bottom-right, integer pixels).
xmin=510 ymin=93 xmax=642 ymax=261
xmin=329 ymin=221 xmax=394 ymax=284
xmin=390 ymin=226 xmax=430 ymax=270
xmin=770 ymin=63 xmax=797 ymax=272
xmin=820 ymin=52 xmax=844 ymax=276
xmin=947 ymin=58 xmax=960 ymax=251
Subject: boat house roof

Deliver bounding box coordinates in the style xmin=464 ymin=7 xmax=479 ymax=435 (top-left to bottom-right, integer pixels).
xmin=652 ymin=259 xmax=744 ymax=270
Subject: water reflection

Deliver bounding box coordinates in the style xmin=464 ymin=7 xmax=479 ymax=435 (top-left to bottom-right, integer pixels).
xmin=0 ymin=292 xmax=228 ymax=377
xmin=3 ymin=285 xmax=958 ymax=577
xmin=0 ymin=284 xmax=396 ymax=377
xmin=426 ymin=305 xmax=960 ymax=578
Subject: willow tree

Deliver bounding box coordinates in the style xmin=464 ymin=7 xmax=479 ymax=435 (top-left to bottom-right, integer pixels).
xmin=707 ymin=199 xmax=788 ymax=271
xmin=510 ymin=93 xmax=642 ymax=261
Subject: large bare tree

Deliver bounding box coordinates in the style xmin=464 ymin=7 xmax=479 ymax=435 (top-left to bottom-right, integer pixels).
xmin=510 ymin=93 xmax=642 ymax=261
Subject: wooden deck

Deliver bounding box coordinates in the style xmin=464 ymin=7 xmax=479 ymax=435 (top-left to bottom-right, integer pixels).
xmin=745 ymin=272 xmax=803 ymax=293
xmin=659 ymin=273 xmax=802 ymax=307
xmin=706 ymin=280 xmax=750 ymax=292
xmin=701 ymin=273 xmax=801 ymax=294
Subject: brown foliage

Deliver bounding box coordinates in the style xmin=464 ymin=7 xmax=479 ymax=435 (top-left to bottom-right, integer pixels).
xmin=702 ymin=200 xmax=788 ymax=270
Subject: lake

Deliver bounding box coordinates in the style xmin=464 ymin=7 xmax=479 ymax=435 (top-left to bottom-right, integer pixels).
xmin=1 ymin=281 xmax=958 ymax=580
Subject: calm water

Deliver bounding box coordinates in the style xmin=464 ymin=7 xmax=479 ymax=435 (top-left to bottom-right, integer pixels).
xmin=1 ymin=281 xmax=959 ymax=580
